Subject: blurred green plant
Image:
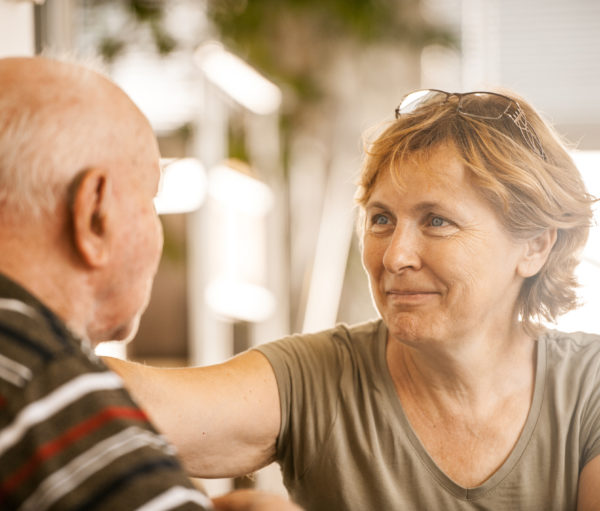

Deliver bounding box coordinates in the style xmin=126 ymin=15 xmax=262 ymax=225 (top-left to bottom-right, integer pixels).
xmin=88 ymin=0 xmax=455 ymax=108
xmin=204 ymin=0 xmax=456 ymax=167
xmin=205 ymin=0 xmax=456 ymax=107
xmin=83 ymin=0 xmax=456 ymax=170
xmin=86 ymin=0 xmax=178 ymax=61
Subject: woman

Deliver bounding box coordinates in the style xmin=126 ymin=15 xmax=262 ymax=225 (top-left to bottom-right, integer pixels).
xmin=108 ymin=89 xmax=599 ymax=510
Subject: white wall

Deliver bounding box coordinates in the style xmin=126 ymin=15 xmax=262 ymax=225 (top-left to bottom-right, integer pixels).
xmin=0 ymin=0 xmax=35 ymax=57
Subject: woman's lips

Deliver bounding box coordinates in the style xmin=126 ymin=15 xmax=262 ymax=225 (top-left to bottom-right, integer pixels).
xmin=385 ymin=289 xmax=440 ymax=305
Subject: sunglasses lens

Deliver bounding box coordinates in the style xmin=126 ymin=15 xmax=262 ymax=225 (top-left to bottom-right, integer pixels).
xmin=397 ymin=90 xmax=447 ymax=116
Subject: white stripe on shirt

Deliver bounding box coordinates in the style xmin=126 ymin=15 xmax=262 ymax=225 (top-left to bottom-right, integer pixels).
xmin=0 ymin=371 xmax=123 ymax=456
xmin=0 ymin=364 xmax=27 ymax=386
xmin=0 ymin=297 xmax=41 ymax=387
xmin=0 ymin=298 xmax=39 ymax=320
xmin=0 ymin=352 xmax=32 ymax=386
xmin=19 ymin=426 xmax=175 ymax=511
xmin=135 ymin=486 xmax=214 ymax=511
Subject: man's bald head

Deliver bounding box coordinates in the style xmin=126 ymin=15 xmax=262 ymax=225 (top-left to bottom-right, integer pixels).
xmin=0 ymin=57 xmax=156 ymax=221
xmin=0 ymin=57 xmax=163 ymax=343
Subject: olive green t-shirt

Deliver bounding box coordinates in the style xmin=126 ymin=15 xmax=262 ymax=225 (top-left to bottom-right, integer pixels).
xmin=255 ymin=320 xmax=600 ymax=511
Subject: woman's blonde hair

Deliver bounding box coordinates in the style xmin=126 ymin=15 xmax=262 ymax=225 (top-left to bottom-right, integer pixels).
xmin=355 ymin=90 xmax=596 ymax=335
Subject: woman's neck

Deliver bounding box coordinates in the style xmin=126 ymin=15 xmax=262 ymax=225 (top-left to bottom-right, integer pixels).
xmin=386 ymin=323 xmax=537 ymax=415
xmin=386 ymin=324 xmax=539 ymax=487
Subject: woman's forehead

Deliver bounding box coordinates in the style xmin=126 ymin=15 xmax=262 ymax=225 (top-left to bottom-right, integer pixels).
xmin=381 ymin=144 xmax=466 ymax=189
xmin=367 ymin=145 xmax=501 ymax=219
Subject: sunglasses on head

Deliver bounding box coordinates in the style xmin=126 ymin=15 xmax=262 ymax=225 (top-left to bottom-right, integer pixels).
xmin=395 ymin=89 xmax=547 ymax=161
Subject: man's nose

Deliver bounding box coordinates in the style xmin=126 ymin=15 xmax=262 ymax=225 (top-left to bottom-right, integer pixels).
xmin=382 ymin=224 xmax=422 ymax=273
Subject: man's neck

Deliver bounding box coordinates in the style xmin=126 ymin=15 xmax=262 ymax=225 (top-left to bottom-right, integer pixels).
xmin=0 ymin=226 xmax=91 ymax=342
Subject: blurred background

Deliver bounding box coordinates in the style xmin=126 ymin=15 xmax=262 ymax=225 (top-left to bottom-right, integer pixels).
xmin=2 ymin=0 xmax=600 ymax=496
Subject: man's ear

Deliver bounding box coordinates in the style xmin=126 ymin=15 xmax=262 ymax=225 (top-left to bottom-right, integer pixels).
xmin=71 ymin=168 xmax=112 ymax=267
xmin=517 ymin=228 xmax=558 ymax=278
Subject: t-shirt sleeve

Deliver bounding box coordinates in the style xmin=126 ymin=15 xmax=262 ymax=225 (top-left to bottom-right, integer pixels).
xmin=0 ymin=353 xmax=213 ymax=510
xmin=580 ymin=346 xmax=600 ymax=467
xmin=254 ymin=328 xmax=347 ymax=482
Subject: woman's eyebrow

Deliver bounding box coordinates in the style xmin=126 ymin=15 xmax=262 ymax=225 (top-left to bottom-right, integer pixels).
xmin=367 ymin=199 xmax=447 ymax=211
xmin=365 ymin=200 xmax=390 ymax=210
xmin=412 ymin=201 xmax=444 ymax=213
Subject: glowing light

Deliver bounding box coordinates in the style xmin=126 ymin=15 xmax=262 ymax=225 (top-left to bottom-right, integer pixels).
xmin=204 ymin=161 xmax=275 ymax=322
xmin=111 ymin=53 xmax=201 ymax=132
xmin=208 ymin=163 xmax=273 ymax=216
xmin=550 ymin=151 xmax=600 ymax=334
xmin=205 ymin=279 xmax=275 ymax=323
xmin=94 ymin=341 xmax=127 ymax=360
xmin=154 ymin=158 xmax=207 ymax=215
xmin=195 ymin=41 xmax=282 ymax=115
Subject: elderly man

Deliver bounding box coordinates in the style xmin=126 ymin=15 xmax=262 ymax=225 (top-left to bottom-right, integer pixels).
xmin=0 ymin=56 xmax=299 ymax=511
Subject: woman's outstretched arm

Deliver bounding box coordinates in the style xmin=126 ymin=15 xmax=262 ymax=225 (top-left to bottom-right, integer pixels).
xmin=105 ymin=350 xmax=281 ymax=478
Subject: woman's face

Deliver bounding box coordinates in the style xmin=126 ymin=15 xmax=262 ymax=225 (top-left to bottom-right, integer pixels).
xmin=361 ymin=144 xmax=529 ymax=348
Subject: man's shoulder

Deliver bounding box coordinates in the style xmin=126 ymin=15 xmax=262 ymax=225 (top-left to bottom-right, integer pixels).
xmin=0 ymin=272 xmax=89 ymax=367
xmin=0 ymin=301 xmax=86 ymax=373
xmin=0 ymin=295 xmax=106 ymax=410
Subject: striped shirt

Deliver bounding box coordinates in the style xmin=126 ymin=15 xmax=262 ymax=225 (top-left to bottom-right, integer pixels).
xmin=0 ymin=274 xmax=213 ymax=510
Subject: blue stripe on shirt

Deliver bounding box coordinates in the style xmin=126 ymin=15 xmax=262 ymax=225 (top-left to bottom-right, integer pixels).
xmin=0 ymin=323 xmax=53 ymax=361
xmin=71 ymin=457 xmax=196 ymax=511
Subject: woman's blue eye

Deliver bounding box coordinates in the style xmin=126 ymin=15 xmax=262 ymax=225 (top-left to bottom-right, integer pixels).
xmin=373 ymin=214 xmax=389 ymax=225
xmin=430 ymin=216 xmax=447 ymax=227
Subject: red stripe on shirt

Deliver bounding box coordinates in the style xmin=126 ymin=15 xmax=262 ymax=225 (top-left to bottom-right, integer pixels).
xmin=0 ymin=406 xmax=149 ymax=500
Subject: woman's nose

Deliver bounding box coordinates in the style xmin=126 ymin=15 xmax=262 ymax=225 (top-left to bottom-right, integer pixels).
xmin=382 ymin=225 xmax=422 ymax=273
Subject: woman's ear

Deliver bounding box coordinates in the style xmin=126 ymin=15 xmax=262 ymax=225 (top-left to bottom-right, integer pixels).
xmin=71 ymin=168 xmax=112 ymax=267
xmin=517 ymin=228 xmax=558 ymax=278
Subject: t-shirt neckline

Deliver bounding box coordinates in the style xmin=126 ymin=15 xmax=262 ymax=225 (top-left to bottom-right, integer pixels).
xmin=376 ymin=321 xmax=548 ymax=500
